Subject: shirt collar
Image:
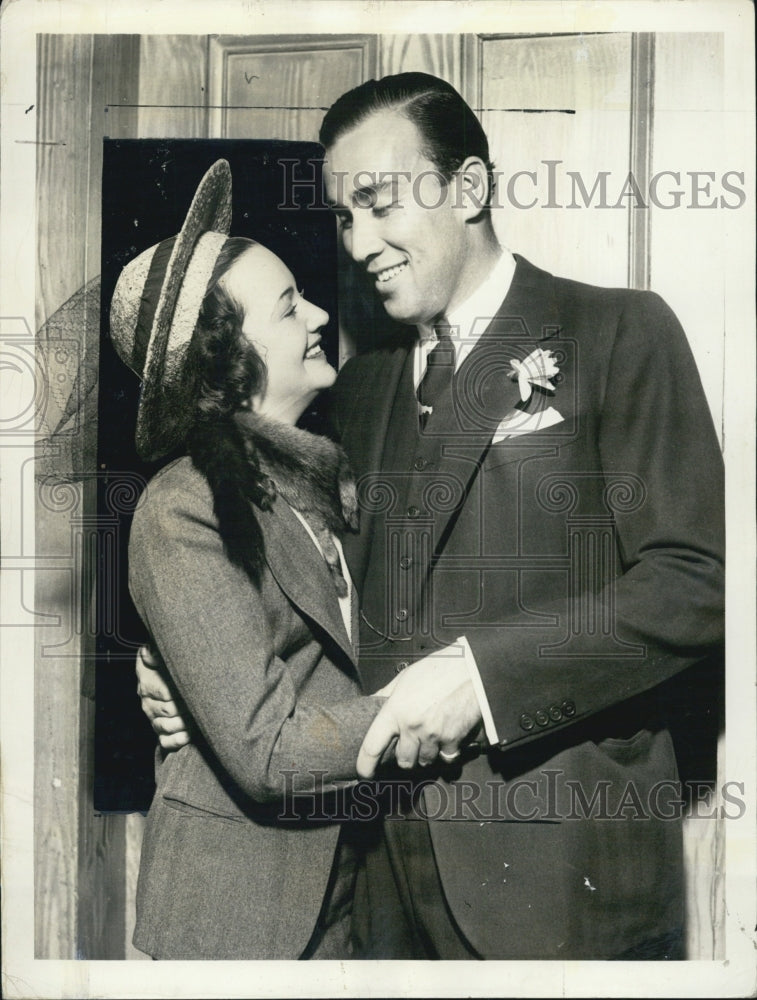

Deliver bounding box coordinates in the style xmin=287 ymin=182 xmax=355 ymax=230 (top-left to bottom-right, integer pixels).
xmin=417 ymin=247 xmax=516 ymax=345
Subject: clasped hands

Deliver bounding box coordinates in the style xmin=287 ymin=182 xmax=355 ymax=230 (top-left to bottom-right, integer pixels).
xmin=136 ymin=644 xmax=483 ymax=779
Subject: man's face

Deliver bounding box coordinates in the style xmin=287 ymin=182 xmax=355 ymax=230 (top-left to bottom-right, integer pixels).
xmin=323 ymin=110 xmax=471 ymax=328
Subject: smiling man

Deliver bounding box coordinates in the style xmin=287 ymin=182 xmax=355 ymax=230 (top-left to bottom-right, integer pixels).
xmin=324 ymin=110 xmax=500 ymax=329
xmin=138 ymin=73 xmax=724 ymax=960
xmin=317 ymin=73 xmax=724 ymax=960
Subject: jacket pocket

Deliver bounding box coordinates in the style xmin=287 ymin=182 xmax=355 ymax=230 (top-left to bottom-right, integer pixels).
xmin=595 ymin=727 xmax=653 ymax=763
xmin=157 ymin=744 xmax=252 ymax=821
xmin=594 ymin=727 xmax=679 ymax=782
xmin=161 ymin=795 xmax=246 ymax=823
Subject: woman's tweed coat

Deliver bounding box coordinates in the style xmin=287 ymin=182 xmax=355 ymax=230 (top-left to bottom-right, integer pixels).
xmin=129 ymin=421 xmax=381 ymax=959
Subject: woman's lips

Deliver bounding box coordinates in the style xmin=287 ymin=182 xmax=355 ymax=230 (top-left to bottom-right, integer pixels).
xmin=304 ymin=342 xmax=325 ymax=360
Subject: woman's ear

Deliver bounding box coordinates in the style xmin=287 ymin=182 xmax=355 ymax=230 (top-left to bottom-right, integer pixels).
xmin=457 ymin=157 xmax=491 ymax=220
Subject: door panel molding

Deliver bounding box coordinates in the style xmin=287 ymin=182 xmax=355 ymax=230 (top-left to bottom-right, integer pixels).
xmin=208 ymin=34 xmax=377 ymax=140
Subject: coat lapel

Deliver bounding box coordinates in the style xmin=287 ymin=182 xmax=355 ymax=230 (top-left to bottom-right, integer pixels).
xmin=258 ymin=497 xmax=356 ymax=667
xmin=420 ymin=255 xmax=564 ymax=555
xmin=339 ymin=345 xmax=411 ymax=589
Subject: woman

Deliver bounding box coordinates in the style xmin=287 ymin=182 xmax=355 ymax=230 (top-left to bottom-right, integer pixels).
xmin=110 ymin=160 xmax=387 ymax=960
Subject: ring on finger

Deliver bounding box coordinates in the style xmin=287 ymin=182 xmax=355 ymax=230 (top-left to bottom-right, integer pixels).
xmin=439 ymin=748 xmax=461 ymax=763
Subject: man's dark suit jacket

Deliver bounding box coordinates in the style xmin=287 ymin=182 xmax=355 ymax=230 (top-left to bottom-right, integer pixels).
xmin=330 ymin=255 xmax=724 ymax=959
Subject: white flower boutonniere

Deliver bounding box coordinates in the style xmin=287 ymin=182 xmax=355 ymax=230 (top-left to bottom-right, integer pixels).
xmin=507 ymin=348 xmax=559 ymax=403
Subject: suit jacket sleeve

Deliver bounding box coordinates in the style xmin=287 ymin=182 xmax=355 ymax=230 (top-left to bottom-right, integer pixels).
xmin=128 ymin=478 xmax=382 ymax=802
xmin=466 ymin=291 xmax=724 ymax=747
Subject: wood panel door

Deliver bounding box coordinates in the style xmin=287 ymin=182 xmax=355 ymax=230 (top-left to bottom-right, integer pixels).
xmin=467 ymin=33 xmax=640 ymax=290
xmin=208 ymin=35 xmax=377 ymax=141
xmin=466 ymin=31 xmax=724 ymax=438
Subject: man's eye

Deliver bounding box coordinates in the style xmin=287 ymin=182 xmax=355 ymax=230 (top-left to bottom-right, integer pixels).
xmin=373 ymin=201 xmax=401 ymax=218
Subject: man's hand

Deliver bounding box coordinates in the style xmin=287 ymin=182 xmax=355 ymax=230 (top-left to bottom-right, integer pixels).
xmin=136 ymin=645 xmax=192 ymax=750
xmin=356 ymin=646 xmax=483 ymax=778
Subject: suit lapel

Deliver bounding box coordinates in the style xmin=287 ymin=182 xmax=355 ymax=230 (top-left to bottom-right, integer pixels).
xmin=421 ymin=255 xmax=563 ymax=555
xmin=258 ymin=497 xmax=356 ymax=667
xmin=340 ymin=345 xmax=411 ymax=589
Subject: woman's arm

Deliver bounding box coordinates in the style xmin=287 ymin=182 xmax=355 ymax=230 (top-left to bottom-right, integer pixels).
xmin=129 ymin=467 xmax=383 ymax=803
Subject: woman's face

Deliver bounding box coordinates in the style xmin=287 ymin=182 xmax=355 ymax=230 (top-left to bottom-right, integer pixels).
xmin=220 ymin=245 xmax=335 ymax=423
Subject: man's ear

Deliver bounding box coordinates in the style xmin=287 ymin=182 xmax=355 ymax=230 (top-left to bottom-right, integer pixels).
xmin=456 ymin=157 xmax=491 ymax=220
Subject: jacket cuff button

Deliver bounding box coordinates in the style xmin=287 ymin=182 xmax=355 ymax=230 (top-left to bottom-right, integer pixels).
xmin=519 ymin=713 xmax=535 ymax=731
xmin=561 ymin=699 xmax=576 ymax=717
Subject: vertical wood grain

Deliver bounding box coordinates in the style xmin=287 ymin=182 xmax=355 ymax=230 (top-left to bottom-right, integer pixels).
xmin=682 ymin=772 xmax=726 ymax=959
xmin=648 ymin=32 xmax=725 ymax=442
xmin=35 ymin=34 xmax=141 ymax=960
xmin=627 ymin=33 xmax=655 ymax=290
xmin=92 ymin=35 xmax=140 ymax=271
xmin=124 ymin=812 xmax=149 ymax=959
xmin=34 ymin=33 xmax=95 ymax=958
xmin=34 ymin=489 xmax=85 ymax=958
xmin=35 ymin=35 xmax=94 ymax=332
xmin=476 ymin=33 xmax=634 ymax=289
xmin=137 ymin=35 xmax=209 ymax=138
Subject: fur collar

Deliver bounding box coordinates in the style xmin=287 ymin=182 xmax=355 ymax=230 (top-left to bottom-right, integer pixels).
xmin=186 ymin=412 xmax=358 ymax=594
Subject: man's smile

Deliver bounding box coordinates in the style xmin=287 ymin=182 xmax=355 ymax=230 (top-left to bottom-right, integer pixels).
xmin=373 ymin=260 xmax=409 ymax=285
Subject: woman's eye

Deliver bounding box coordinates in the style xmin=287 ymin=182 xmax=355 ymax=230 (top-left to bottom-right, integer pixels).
xmin=284 ymin=290 xmax=305 ymax=319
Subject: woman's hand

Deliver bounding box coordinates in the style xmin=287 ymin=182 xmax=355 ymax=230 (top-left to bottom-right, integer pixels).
xmin=136 ymin=645 xmax=193 ymax=750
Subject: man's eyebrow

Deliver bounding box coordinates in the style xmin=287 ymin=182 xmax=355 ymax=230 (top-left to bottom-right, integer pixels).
xmin=353 ymin=179 xmax=398 ymax=204
xmin=326 ymin=178 xmax=400 ymax=210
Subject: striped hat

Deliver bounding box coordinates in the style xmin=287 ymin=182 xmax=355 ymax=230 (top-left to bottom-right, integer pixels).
xmin=110 ymin=159 xmax=232 ymax=461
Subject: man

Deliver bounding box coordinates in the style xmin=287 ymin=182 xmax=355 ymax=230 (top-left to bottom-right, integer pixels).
xmin=138 ymin=73 xmax=724 ymax=959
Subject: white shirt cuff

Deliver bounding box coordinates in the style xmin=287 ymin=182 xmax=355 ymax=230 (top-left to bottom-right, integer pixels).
xmin=457 ymin=635 xmax=500 ymax=746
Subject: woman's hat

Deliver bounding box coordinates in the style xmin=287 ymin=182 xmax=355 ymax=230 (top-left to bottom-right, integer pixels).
xmin=110 ymin=159 xmax=232 ymax=461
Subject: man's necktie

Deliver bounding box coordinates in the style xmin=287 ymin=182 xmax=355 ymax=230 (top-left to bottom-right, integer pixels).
xmin=417 ymin=329 xmax=455 ymax=428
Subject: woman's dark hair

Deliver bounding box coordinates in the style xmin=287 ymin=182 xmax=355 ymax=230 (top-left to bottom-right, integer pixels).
xmin=185 ymin=236 xmax=275 ymax=581
xmin=189 ymin=236 xmax=267 ymax=424
xmin=319 ymin=72 xmax=495 ymax=207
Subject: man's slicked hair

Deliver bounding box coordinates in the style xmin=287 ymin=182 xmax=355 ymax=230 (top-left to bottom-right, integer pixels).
xmin=319 ymin=72 xmax=495 ymax=206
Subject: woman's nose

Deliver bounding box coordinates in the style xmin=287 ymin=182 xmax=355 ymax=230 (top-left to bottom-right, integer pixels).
xmin=305 ymin=300 xmax=329 ymax=330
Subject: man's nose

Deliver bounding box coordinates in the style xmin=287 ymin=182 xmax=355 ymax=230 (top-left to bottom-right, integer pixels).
xmin=344 ymin=212 xmax=382 ymax=264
